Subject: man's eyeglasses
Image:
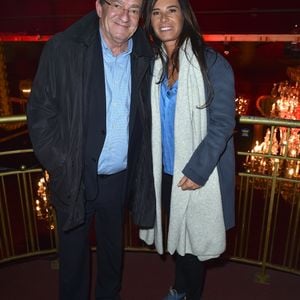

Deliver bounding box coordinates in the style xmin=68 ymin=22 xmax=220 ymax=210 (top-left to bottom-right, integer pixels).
xmin=103 ymin=0 xmax=141 ymax=18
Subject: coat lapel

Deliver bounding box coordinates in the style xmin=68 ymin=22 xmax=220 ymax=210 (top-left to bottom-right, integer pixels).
xmin=84 ymin=35 xmax=106 ymax=158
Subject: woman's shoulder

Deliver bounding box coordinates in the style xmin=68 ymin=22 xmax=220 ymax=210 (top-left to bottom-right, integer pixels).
xmin=204 ymin=46 xmax=233 ymax=73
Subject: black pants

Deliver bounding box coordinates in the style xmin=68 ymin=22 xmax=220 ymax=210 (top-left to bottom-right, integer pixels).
xmin=56 ymin=171 xmax=127 ymax=300
xmin=162 ymin=173 xmax=206 ymax=300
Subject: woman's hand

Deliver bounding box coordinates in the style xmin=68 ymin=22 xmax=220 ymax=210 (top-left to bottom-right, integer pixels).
xmin=177 ymin=176 xmax=201 ymax=190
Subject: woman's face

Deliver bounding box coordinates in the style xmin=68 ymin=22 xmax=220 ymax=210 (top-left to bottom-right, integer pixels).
xmin=150 ymin=0 xmax=184 ymax=51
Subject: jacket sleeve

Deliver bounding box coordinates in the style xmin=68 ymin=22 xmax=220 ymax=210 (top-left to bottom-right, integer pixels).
xmin=26 ymin=39 xmax=66 ymax=175
xmin=182 ymin=51 xmax=236 ymax=186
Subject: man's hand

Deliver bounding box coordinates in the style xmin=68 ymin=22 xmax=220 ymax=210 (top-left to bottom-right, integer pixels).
xmin=177 ymin=176 xmax=201 ymax=190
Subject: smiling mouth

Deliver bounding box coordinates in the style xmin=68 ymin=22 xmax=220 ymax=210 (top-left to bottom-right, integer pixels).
xmin=160 ymin=27 xmax=172 ymax=32
xmin=115 ymin=21 xmax=129 ymax=27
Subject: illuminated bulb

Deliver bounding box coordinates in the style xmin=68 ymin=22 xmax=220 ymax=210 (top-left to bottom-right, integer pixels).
xmin=290 ymin=149 xmax=297 ymax=157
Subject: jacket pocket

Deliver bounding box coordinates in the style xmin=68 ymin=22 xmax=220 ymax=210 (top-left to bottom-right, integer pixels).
xmin=48 ymin=159 xmax=69 ymax=205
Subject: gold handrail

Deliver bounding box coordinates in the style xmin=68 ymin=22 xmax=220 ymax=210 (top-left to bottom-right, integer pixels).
xmin=0 ymin=115 xmax=27 ymax=123
xmin=239 ymin=116 xmax=300 ymax=127
xmin=0 ymin=115 xmax=299 ymax=282
xmin=235 ymin=116 xmax=300 ymax=282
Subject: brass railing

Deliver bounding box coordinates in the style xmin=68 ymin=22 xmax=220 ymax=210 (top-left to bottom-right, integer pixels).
xmin=233 ymin=116 xmax=300 ymax=282
xmin=0 ymin=115 xmax=299 ymax=282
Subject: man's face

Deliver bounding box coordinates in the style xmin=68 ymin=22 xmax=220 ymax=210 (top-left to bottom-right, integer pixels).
xmin=96 ymin=0 xmax=143 ymax=50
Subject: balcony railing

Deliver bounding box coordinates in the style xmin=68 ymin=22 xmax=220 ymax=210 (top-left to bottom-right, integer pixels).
xmin=0 ymin=115 xmax=299 ymax=283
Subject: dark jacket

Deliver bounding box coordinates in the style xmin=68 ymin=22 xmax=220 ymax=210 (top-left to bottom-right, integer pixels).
xmin=27 ymin=11 xmax=156 ymax=231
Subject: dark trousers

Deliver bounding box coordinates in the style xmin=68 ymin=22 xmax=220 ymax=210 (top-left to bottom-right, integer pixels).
xmin=162 ymin=173 xmax=206 ymax=300
xmin=56 ymin=171 xmax=127 ymax=300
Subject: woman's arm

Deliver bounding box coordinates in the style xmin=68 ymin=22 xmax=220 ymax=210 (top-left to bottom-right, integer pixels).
xmin=182 ymin=50 xmax=236 ymax=187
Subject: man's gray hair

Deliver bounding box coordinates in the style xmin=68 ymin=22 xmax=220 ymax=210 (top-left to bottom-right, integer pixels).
xmin=98 ymin=0 xmax=145 ymax=9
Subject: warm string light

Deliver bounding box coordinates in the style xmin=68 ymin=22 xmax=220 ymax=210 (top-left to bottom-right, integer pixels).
xmin=35 ymin=171 xmax=55 ymax=230
xmin=235 ymin=96 xmax=249 ymax=116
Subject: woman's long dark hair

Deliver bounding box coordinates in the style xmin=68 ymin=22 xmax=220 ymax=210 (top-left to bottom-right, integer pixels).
xmin=143 ymin=0 xmax=214 ymax=106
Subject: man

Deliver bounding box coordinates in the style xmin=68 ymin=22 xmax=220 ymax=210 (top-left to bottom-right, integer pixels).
xmin=27 ymin=1 xmax=155 ymax=299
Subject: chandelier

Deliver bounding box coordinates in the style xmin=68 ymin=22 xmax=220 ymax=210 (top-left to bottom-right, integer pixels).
xmin=270 ymin=80 xmax=300 ymax=120
xmin=243 ymin=74 xmax=300 ymax=200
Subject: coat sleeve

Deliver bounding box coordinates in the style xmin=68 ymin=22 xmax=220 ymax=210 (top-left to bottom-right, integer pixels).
xmin=26 ymin=39 xmax=66 ymax=175
xmin=182 ymin=51 xmax=236 ymax=186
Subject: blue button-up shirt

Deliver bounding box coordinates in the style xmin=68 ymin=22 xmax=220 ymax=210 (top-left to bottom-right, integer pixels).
xmin=97 ymin=33 xmax=132 ymax=174
xmin=160 ymin=77 xmax=178 ymax=175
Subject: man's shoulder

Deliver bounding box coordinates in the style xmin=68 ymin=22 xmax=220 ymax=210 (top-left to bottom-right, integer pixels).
xmin=48 ymin=11 xmax=98 ymax=47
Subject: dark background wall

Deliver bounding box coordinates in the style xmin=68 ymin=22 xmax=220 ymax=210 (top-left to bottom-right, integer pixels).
xmin=0 ymin=0 xmax=299 ymax=117
xmin=0 ymin=0 xmax=299 ymax=34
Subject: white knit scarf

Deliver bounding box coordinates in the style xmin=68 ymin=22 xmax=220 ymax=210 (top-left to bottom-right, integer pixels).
xmin=140 ymin=40 xmax=225 ymax=261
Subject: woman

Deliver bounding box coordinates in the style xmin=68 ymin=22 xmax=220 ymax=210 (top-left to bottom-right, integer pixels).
xmin=140 ymin=0 xmax=236 ymax=299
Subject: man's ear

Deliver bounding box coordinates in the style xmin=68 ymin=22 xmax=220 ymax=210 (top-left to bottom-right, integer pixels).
xmin=95 ymin=0 xmax=103 ymax=18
